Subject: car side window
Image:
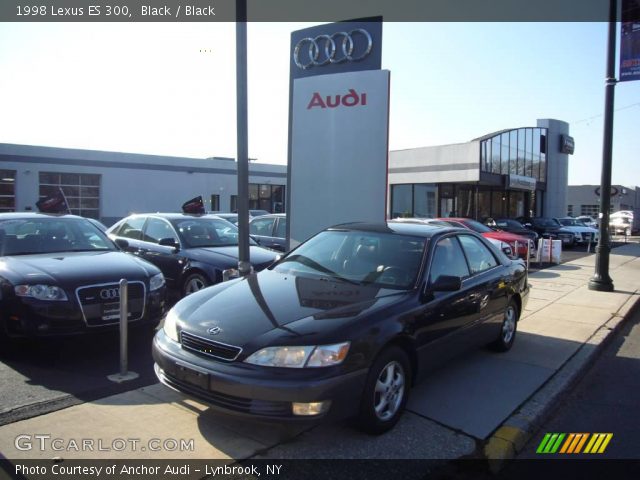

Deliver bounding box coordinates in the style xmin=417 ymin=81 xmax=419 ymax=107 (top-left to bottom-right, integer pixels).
xmin=116 ymin=217 xmax=145 ymax=240
xmin=250 ymin=217 xmax=275 ymax=236
xmin=274 ymin=218 xmax=287 ymax=238
xmin=458 ymin=235 xmax=498 ymax=275
xmin=143 ymin=218 xmax=178 ymax=244
xmin=428 ymin=237 xmax=470 ymax=284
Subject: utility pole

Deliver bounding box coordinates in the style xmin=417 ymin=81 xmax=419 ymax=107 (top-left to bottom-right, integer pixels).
xmin=589 ymin=0 xmax=618 ymax=292
xmin=236 ymin=0 xmax=251 ymax=276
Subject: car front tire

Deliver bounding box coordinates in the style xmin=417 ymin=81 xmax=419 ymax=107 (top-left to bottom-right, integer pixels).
xmin=490 ymin=299 xmax=519 ymax=352
xmin=182 ymin=273 xmax=210 ymax=296
xmin=357 ymin=346 xmax=411 ymax=435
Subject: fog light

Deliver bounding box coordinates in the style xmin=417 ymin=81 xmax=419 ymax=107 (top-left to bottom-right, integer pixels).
xmin=292 ymin=401 xmax=330 ymax=416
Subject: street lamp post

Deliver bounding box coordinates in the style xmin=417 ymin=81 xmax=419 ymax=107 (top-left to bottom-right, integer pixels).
xmin=236 ymin=0 xmax=251 ymax=276
xmin=589 ymin=0 xmax=618 ymax=292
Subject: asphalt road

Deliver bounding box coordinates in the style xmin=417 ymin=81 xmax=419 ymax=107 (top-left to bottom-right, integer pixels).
xmin=516 ymin=296 xmax=640 ymax=459
xmin=0 ymin=237 xmax=636 ymax=428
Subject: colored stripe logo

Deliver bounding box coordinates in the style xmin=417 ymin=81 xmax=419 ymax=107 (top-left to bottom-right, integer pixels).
xmin=536 ymin=433 xmax=613 ymax=454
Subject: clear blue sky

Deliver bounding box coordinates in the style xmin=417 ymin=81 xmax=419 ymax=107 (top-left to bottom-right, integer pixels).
xmin=0 ymin=21 xmax=638 ymax=186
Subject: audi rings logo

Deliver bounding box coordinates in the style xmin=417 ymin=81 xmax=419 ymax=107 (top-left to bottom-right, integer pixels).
xmin=100 ymin=288 xmax=120 ymax=300
xmin=293 ymin=29 xmax=373 ymax=70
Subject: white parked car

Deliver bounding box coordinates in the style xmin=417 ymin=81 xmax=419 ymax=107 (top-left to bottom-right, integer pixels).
xmin=556 ymin=217 xmax=599 ymax=244
xmin=575 ymin=215 xmax=597 ymax=229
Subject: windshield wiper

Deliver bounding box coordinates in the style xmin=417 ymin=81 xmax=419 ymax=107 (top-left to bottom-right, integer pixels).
xmin=283 ymin=254 xmax=359 ymax=285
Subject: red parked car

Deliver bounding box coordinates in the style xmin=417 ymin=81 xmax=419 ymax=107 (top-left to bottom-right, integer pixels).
xmin=436 ymin=218 xmax=534 ymax=258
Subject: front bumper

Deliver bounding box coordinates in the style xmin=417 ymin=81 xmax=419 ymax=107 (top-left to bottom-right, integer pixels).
xmin=1 ymin=287 xmax=166 ymax=338
xmin=152 ymin=330 xmax=368 ymax=422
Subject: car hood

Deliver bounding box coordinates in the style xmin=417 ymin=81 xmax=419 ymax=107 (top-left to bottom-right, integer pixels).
xmin=559 ymin=226 xmax=598 ymax=233
xmin=175 ymin=269 xmax=407 ymax=349
xmin=483 ymin=231 xmax=531 ymax=242
xmin=0 ymin=251 xmax=158 ymax=286
xmin=185 ymin=245 xmax=277 ymax=270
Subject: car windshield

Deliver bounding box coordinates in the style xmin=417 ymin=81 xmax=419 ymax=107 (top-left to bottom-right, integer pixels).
xmin=171 ymin=217 xmax=256 ymax=248
xmin=273 ymin=230 xmax=426 ymax=289
xmin=459 ymin=219 xmax=493 ymax=233
xmin=534 ymin=218 xmax=561 ymax=227
xmin=0 ymin=217 xmax=116 ymax=256
xmin=558 ymin=218 xmax=582 ymax=227
xmin=496 ymin=219 xmax=522 ymax=229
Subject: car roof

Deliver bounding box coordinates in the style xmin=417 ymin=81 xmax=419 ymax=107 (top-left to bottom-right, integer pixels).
xmin=0 ymin=212 xmax=84 ymax=220
xmin=329 ymin=221 xmax=464 ymax=238
xmin=121 ymin=213 xmax=225 ymax=220
xmin=250 ymin=213 xmax=285 ymax=219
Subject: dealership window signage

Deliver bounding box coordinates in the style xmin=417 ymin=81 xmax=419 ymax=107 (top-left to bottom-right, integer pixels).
xmin=560 ymin=135 xmax=575 ymax=154
xmin=620 ymin=0 xmax=640 ymax=82
xmin=287 ymin=18 xmax=389 ymax=247
xmin=507 ymin=174 xmax=537 ymax=191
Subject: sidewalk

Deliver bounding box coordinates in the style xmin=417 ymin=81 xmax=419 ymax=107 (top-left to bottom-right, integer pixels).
xmin=1 ymin=244 xmax=638 ymax=464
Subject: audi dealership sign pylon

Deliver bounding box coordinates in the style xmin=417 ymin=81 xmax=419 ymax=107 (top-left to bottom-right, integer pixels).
xmin=287 ymin=18 xmax=389 ymax=248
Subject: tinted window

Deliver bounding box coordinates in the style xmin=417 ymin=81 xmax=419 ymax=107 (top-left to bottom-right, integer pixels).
xmin=458 ymin=235 xmax=498 ymax=274
xmin=428 ymin=237 xmax=470 ymax=283
xmin=460 ymin=219 xmax=493 ymax=233
xmin=115 ymin=217 xmax=145 ymax=240
xmin=274 ymin=230 xmax=426 ymax=289
xmin=0 ymin=217 xmax=114 ymax=255
xmin=250 ymin=217 xmax=275 ymax=236
xmin=171 ymin=218 xmax=252 ymax=248
xmin=144 ymin=218 xmax=178 ymax=244
xmin=274 ymin=218 xmax=287 ymax=238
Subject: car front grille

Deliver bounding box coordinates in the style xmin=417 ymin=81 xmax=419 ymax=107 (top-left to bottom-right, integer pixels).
xmin=76 ymin=281 xmax=146 ymax=326
xmin=158 ymin=367 xmax=292 ymax=417
xmin=180 ymin=331 xmax=242 ymax=361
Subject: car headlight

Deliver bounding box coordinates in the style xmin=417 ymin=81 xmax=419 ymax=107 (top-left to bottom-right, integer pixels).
xmin=244 ymin=342 xmax=350 ymax=368
xmin=150 ymin=273 xmax=165 ymax=291
xmin=163 ymin=308 xmax=179 ymax=342
xmin=14 ymin=284 xmax=68 ymax=301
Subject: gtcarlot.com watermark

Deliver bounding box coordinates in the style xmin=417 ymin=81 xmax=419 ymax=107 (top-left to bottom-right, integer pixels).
xmin=15 ymin=434 xmax=195 ymax=453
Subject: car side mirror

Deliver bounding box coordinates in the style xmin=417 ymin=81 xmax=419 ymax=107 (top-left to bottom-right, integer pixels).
xmin=114 ymin=238 xmax=129 ymax=250
xmin=159 ymin=238 xmax=180 ymax=251
xmin=431 ymin=275 xmax=462 ymax=292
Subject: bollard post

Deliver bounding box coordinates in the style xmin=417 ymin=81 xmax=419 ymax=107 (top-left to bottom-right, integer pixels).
xmin=514 ymin=240 xmax=519 ymax=260
xmin=526 ymin=240 xmax=530 ymax=271
xmin=588 ymin=237 xmax=592 ymax=253
xmin=108 ymin=279 xmax=139 ymax=383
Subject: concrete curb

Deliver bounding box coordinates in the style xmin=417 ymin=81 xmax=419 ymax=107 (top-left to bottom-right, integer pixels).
xmin=482 ymin=290 xmax=639 ymax=468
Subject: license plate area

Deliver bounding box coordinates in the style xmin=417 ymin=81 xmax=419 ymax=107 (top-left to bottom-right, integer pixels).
xmin=101 ymin=302 xmax=131 ymax=321
xmin=176 ymin=362 xmax=209 ymax=389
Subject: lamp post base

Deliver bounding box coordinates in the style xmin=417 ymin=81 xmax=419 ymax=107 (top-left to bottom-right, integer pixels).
xmin=588 ymin=276 xmax=614 ymax=292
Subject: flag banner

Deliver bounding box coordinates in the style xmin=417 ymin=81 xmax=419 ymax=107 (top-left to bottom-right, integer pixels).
xmin=35 ymin=187 xmax=71 ymax=214
xmin=620 ymin=0 xmax=640 ymax=82
xmin=181 ymin=195 xmax=205 ymax=214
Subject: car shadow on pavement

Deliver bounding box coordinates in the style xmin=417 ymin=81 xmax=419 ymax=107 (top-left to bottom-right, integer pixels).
xmin=0 ymin=324 xmax=159 ymax=425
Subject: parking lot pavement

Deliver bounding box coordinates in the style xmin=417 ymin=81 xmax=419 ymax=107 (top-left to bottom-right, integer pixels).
xmin=0 ymin=243 xmax=638 ymax=464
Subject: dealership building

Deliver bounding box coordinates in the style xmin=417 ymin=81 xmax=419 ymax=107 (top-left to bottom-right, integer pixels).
xmin=567 ymin=184 xmax=640 ymax=217
xmin=1 ymin=117 xmax=574 ymax=226
xmin=388 ymin=118 xmax=574 ymax=221
xmin=0 ymin=144 xmax=287 ymax=226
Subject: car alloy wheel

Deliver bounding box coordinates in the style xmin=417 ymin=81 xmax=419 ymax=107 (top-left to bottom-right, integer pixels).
xmin=182 ymin=273 xmax=209 ymax=296
xmin=490 ymin=299 xmax=518 ymax=352
xmin=357 ymin=346 xmax=411 ymax=434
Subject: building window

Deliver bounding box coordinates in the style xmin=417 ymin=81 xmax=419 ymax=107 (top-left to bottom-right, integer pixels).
xmin=0 ymin=170 xmax=16 ymax=212
xmin=39 ymin=172 xmax=100 ymax=219
xmin=230 ymin=195 xmax=238 ymax=213
xmin=390 ymin=184 xmax=437 ymax=218
xmin=580 ymin=205 xmax=599 ymax=217
xmin=210 ymin=194 xmax=220 ymax=211
xmin=247 ymin=184 xmax=286 ymax=213
xmin=567 ymin=205 xmax=574 ymax=216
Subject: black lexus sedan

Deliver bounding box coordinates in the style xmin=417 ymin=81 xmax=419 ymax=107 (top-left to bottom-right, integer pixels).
xmin=491 ymin=218 xmax=539 ymax=244
xmin=107 ymin=213 xmax=278 ymax=297
xmin=153 ymin=222 xmax=529 ymax=434
xmin=516 ymin=217 xmax=575 ymax=246
xmin=0 ymin=213 xmax=166 ymax=340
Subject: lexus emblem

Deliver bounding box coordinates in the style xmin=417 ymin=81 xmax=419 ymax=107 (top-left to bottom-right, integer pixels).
xmin=207 ymin=327 xmax=221 ymax=335
xmin=100 ymin=288 xmax=120 ymax=300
